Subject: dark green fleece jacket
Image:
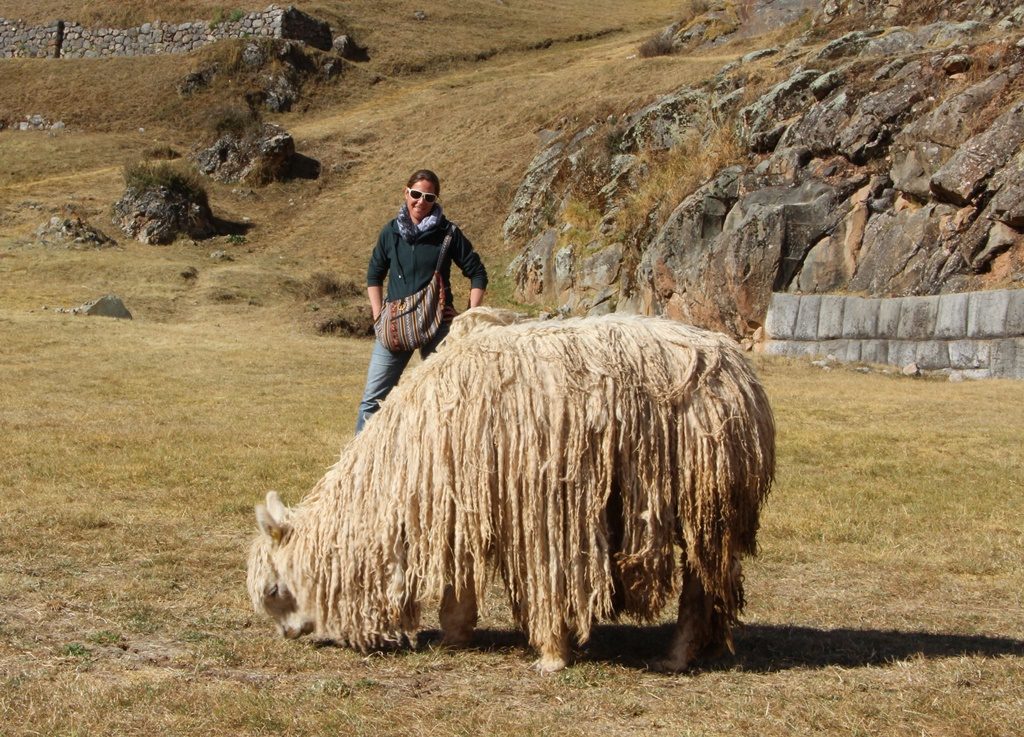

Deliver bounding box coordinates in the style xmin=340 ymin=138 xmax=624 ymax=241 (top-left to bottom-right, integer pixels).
xmin=366 ymin=216 xmax=488 ymax=305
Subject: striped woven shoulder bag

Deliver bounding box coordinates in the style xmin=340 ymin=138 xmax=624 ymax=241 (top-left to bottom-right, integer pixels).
xmin=373 ymin=224 xmax=456 ymax=351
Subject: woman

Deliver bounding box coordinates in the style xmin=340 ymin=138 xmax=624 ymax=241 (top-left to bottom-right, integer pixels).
xmin=355 ymin=169 xmax=488 ymax=433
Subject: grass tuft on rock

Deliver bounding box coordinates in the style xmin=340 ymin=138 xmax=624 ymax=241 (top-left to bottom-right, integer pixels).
xmin=122 ymin=160 xmax=209 ymax=206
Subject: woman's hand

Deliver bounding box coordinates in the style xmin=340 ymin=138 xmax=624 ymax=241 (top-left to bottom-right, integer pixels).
xmin=368 ymin=285 xmax=384 ymax=321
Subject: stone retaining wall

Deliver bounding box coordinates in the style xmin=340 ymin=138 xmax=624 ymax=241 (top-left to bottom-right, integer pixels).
xmin=764 ymin=289 xmax=1024 ymax=379
xmin=0 ymin=19 xmax=60 ymax=57
xmin=0 ymin=5 xmax=331 ymax=59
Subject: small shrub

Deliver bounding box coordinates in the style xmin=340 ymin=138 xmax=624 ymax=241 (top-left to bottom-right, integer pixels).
xmin=315 ymin=312 xmax=374 ymax=337
xmin=612 ymin=122 xmax=744 ymax=244
xmin=304 ymin=272 xmax=360 ymax=300
xmin=605 ymin=123 xmax=628 ymax=156
xmin=86 ymin=630 xmax=122 ymax=646
xmin=144 ymin=145 xmax=180 ymax=160
xmin=226 ymin=234 xmax=246 ymax=246
xmin=638 ymin=33 xmax=676 ymax=59
xmin=62 ymin=643 xmax=90 ymax=658
xmin=560 ymin=199 xmax=603 ymax=251
xmin=211 ymin=107 xmax=260 ymax=138
xmin=210 ymin=8 xmax=245 ymax=28
xmin=683 ymin=0 xmax=712 ymax=17
xmin=123 ymin=161 xmax=209 ymax=206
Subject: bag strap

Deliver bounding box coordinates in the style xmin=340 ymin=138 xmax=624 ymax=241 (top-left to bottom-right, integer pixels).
xmin=434 ymin=224 xmax=456 ymax=272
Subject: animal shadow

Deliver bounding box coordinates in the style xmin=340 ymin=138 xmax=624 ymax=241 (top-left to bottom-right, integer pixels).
xmin=587 ymin=623 xmax=1024 ymax=673
xmin=422 ymin=624 xmax=1024 ymax=673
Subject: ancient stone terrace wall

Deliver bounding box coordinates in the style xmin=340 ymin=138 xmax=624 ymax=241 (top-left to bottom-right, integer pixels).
xmin=765 ymin=290 xmax=1024 ymax=379
xmin=0 ymin=19 xmax=61 ymax=57
xmin=0 ymin=5 xmax=331 ymax=59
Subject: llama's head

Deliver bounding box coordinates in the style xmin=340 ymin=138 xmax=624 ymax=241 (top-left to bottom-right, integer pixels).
xmin=247 ymin=491 xmax=315 ymax=640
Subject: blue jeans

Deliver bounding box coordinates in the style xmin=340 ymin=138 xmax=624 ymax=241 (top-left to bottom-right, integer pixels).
xmin=354 ymin=322 xmax=450 ymax=434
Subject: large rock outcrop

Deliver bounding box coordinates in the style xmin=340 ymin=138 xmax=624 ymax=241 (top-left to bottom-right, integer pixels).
xmin=193 ymin=122 xmax=312 ymax=184
xmin=505 ymin=4 xmax=1024 ymax=339
xmin=113 ymin=183 xmax=216 ymax=245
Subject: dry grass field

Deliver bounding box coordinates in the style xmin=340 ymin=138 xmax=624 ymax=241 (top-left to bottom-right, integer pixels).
xmin=2 ymin=309 xmax=1021 ymax=736
xmin=2 ymin=2 xmax=1023 ymax=735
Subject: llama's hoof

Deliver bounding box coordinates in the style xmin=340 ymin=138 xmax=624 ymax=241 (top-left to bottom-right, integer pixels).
xmin=532 ymin=655 xmax=567 ymax=674
xmin=649 ymin=656 xmax=691 ymax=673
xmin=439 ymin=631 xmax=473 ymax=648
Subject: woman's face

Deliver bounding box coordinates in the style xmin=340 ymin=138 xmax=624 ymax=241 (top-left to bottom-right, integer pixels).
xmin=404 ymin=178 xmax=437 ymax=224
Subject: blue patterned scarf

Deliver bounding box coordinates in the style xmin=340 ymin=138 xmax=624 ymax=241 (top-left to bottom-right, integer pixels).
xmin=396 ymin=203 xmax=444 ymax=243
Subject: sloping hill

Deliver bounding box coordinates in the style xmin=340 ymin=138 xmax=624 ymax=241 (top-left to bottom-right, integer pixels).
xmin=0 ymin=0 xmax=737 ymax=326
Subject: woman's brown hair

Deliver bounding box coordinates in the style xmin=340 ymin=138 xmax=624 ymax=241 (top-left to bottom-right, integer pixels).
xmin=406 ymin=169 xmax=441 ymax=196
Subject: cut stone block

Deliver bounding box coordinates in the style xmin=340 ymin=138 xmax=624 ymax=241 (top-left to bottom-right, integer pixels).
xmin=1005 ymin=289 xmax=1024 ymax=336
xmin=818 ymin=339 xmax=850 ymax=360
xmin=992 ymin=338 xmax=1024 ymax=379
xmin=841 ymin=297 xmax=879 ymax=338
xmin=818 ymin=296 xmax=846 ymax=339
xmin=916 ymin=340 xmax=950 ymax=370
xmin=967 ymin=289 xmax=1010 ymax=338
xmin=765 ymin=293 xmax=801 ymax=340
xmin=860 ymin=339 xmax=889 ymax=365
xmin=888 ymin=340 xmax=918 ymax=368
xmin=896 ymin=296 xmax=939 ymax=340
xmin=877 ymin=298 xmax=902 ymax=338
xmin=794 ymin=295 xmax=822 ymax=340
xmin=935 ymin=292 xmax=969 ymax=339
xmin=763 ymin=340 xmax=811 ymax=357
xmin=948 ymin=339 xmax=990 ymax=370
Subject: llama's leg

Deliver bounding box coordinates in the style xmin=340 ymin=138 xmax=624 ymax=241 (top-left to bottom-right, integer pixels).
xmin=533 ymin=621 xmax=571 ymax=674
xmin=439 ymin=579 xmax=478 ymax=647
xmin=657 ymin=565 xmax=714 ymax=672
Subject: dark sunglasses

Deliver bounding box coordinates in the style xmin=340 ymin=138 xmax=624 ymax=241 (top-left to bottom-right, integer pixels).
xmin=407 ymin=188 xmax=438 ymax=203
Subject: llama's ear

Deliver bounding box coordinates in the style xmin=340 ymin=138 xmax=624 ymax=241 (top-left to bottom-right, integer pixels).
xmin=255 ymin=491 xmax=291 ymax=544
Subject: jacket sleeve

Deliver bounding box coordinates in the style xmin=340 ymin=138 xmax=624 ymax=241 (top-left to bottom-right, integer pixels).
xmin=451 ymin=227 xmax=488 ymax=290
xmin=366 ymin=227 xmax=391 ymax=287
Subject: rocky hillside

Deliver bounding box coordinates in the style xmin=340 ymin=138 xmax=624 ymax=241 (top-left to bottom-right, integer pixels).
xmin=505 ymin=0 xmax=1024 ymax=340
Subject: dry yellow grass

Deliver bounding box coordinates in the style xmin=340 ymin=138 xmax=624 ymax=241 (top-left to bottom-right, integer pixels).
xmin=613 ymin=121 xmax=746 ymax=243
xmin=2 ymin=2 xmax=1023 ymax=734
xmin=1 ymin=307 xmax=1022 ymax=736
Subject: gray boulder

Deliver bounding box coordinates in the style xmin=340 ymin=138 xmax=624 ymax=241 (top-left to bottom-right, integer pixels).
xmin=848 ymin=202 xmax=959 ymax=295
xmin=620 ymin=88 xmax=710 ymax=152
xmin=503 ymin=141 xmax=567 ymax=242
xmin=332 ymin=35 xmax=369 ymax=62
xmin=931 ymin=100 xmax=1024 ymax=207
xmin=834 ymin=69 xmax=931 ymax=163
xmin=987 ymin=148 xmax=1024 ymax=228
xmin=507 ymin=228 xmax=559 ymax=301
xmin=740 ymin=69 xmax=822 ymax=152
xmin=264 ymin=74 xmax=299 ymax=113
xmin=193 ymin=123 xmax=300 ymax=185
xmin=779 ymin=89 xmax=853 ymax=155
xmin=816 ymin=29 xmax=885 ymax=60
xmin=575 ymin=244 xmax=623 ymax=315
xmin=113 ymin=186 xmax=216 ymax=245
xmin=860 ymin=29 xmax=918 ymax=57
xmin=54 ymin=296 xmax=130 ymax=318
xmin=79 ymin=295 xmax=132 ymax=319
xmin=635 ymin=167 xmax=741 ymax=322
xmin=636 ymin=172 xmax=849 ymax=334
xmin=36 ymin=209 xmax=116 ymax=249
xmin=890 ymin=70 xmax=1013 ymax=199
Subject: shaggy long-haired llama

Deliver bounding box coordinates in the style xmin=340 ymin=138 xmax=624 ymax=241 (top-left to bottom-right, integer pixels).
xmin=247 ymin=309 xmax=775 ymax=672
